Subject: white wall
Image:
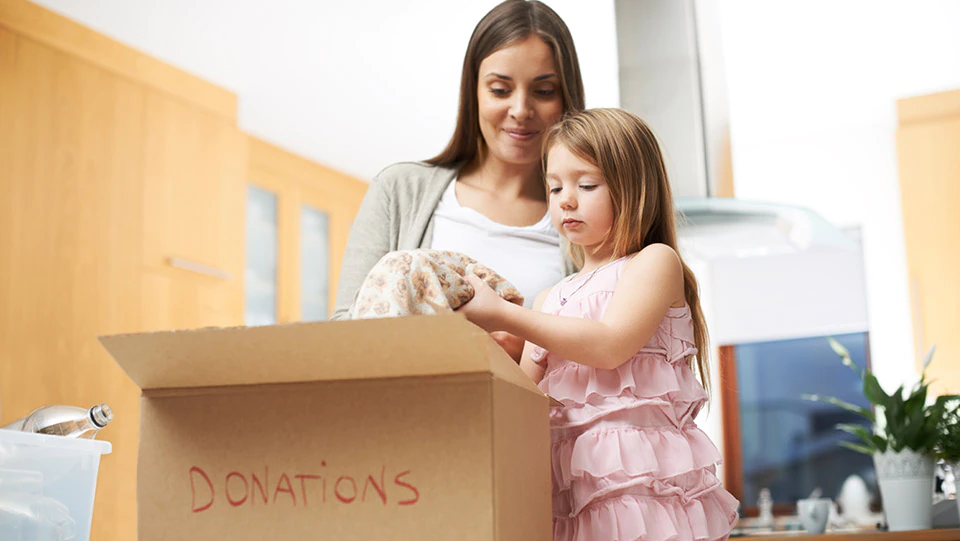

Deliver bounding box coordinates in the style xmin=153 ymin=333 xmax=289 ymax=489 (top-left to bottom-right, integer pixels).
xmin=28 ymin=0 xmax=620 ymax=181
xmin=717 ymin=0 xmax=960 ymax=392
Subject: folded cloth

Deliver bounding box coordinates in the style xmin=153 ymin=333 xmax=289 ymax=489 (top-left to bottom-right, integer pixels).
xmin=350 ymin=249 xmax=524 ymax=318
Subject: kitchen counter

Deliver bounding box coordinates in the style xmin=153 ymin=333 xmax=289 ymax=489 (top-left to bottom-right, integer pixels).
xmin=736 ymin=528 xmax=960 ymax=541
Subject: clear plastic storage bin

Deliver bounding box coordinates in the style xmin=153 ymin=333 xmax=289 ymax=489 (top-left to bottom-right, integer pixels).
xmin=0 ymin=430 xmax=111 ymax=541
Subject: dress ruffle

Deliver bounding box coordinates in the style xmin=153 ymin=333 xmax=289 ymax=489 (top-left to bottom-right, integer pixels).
xmin=534 ymin=302 xmax=696 ymax=368
xmin=539 ymin=352 xmax=707 ymax=407
xmin=551 ymin=424 xmax=722 ymax=492
xmin=553 ymin=487 xmax=740 ymax=541
xmin=539 ymin=343 xmax=709 ymax=430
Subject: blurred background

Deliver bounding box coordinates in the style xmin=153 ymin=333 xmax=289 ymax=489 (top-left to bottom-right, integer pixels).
xmin=2 ymin=0 xmax=959 ymax=538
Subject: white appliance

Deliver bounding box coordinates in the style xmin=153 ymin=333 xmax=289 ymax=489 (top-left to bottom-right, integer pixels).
xmin=614 ymin=0 xmax=869 ymax=346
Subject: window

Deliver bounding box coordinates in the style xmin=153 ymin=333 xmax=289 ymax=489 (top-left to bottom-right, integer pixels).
xmin=245 ymin=185 xmax=279 ymax=326
xmin=300 ymin=205 xmax=330 ymax=321
xmin=721 ymin=332 xmax=876 ymax=511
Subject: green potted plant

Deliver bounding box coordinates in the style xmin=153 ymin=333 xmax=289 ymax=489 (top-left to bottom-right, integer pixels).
xmin=804 ymin=338 xmax=959 ymax=532
xmin=936 ymin=399 xmax=960 ymax=525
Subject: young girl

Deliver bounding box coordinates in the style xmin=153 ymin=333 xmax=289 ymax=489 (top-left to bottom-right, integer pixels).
xmin=459 ymin=108 xmax=739 ymax=541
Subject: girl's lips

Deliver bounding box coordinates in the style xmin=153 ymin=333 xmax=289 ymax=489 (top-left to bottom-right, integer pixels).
xmin=562 ymin=220 xmax=583 ymax=229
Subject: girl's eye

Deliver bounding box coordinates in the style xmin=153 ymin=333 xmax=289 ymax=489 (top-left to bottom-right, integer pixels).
xmin=580 ymin=185 xmax=597 ymax=191
xmin=549 ymin=187 xmax=562 ymax=194
xmin=490 ymin=88 xmax=510 ymax=96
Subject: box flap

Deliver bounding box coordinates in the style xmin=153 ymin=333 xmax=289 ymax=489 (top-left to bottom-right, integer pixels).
xmin=484 ymin=340 xmax=547 ymax=398
xmin=100 ymin=314 xmax=540 ymax=393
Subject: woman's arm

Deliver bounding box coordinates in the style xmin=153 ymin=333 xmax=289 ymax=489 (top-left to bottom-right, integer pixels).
xmin=332 ymin=176 xmax=396 ymax=321
xmin=459 ymin=244 xmax=685 ymax=370
xmin=489 ymin=332 xmax=524 ymax=363
xmin=516 ymin=287 xmax=551 ymax=381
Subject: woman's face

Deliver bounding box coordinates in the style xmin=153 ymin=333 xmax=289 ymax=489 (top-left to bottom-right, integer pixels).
xmin=476 ymin=35 xmax=564 ymax=169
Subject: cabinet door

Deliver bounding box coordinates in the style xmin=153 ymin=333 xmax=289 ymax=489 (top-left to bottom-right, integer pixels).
xmin=140 ymin=269 xmax=242 ymax=331
xmin=140 ymin=90 xmax=245 ymax=330
xmin=245 ymin=162 xmax=299 ymax=324
xmin=141 ymin=89 xmax=245 ymax=281
xmin=244 ymin=138 xmax=368 ymax=322
xmin=300 ymin=180 xmax=366 ymax=320
xmin=0 ymin=29 xmax=142 ymax=541
xmin=897 ymin=116 xmax=960 ymax=395
xmin=245 ymin=184 xmax=281 ymax=325
xmin=299 ymin=193 xmax=332 ymax=321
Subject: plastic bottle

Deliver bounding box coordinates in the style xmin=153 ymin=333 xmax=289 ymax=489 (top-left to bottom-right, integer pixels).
xmin=757 ymin=487 xmax=774 ymax=528
xmin=0 ymin=494 xmax=77 ymax=541
xmin=2 ymin=404 xmax=113 ymax=439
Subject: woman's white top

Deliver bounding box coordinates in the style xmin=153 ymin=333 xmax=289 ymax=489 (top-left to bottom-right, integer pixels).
xmin=429 ymin=181 xmax=564 ymax=308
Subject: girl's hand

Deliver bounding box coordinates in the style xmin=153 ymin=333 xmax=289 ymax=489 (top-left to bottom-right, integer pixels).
xmin=457 ymin=274 xmax=510 ymax=332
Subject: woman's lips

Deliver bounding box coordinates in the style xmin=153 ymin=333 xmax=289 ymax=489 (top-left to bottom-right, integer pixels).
xmin=504 ymin=128 xmax=538 ymax=141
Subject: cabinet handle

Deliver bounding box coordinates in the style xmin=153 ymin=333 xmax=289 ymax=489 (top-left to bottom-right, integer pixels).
xmin=167 ymin=257 xmax=231 ymax=281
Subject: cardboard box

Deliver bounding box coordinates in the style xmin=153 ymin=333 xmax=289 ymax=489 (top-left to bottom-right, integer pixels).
xmin=100 ymin=314 xmax=552 ymax=541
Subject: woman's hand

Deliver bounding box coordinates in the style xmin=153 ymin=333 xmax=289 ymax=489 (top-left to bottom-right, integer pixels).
xmin=489 ymin=331 xmax=524 ymax=364
xmin=457 ymin=274 xmax=510 ymax=333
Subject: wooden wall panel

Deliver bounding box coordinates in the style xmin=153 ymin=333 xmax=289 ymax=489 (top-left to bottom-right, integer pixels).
xmin=896 ymin=93 xmax=960 ymax=395
xmin=0 ymin=27 xmax=143 ymax=541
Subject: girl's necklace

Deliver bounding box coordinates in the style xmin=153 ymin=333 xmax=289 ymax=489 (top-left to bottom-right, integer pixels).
xmin=558 ymin=258 xmax=623 ymax=306
xmin=558 ymin=266 xmax=602 ymax=306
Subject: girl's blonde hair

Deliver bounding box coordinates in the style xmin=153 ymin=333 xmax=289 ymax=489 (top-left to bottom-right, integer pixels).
xmin=542 ymin=108 xmax=711 ymax=395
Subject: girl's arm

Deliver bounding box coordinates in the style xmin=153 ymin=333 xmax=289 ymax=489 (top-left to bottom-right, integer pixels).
xmin=460 ymin=243 xmax=685 ymax=370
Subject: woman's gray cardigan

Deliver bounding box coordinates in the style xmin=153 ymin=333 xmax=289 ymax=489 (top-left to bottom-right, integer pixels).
xmin=332 ymin=161 xmax=577 ymax=320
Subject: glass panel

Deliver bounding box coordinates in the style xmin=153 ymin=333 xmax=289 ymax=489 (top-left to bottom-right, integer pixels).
xmin=735 ymin=332 xmax=876 ymax=507
xmin=244 ymin=185 xmax=278 ymax=326
xmin=300 ymin=205 xmax=330 ymax=321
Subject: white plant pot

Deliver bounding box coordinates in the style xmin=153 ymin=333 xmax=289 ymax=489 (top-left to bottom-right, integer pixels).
xmin=953 ymin=461 xmax=960 ymax=528
xmin=873 ymin=449 xmax=935 ymax=532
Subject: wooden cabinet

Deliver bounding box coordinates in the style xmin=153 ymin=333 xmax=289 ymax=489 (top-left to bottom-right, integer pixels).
xmin=0 ymin=26 xmax=144 ymax=541
xmin=245 ymin=138 xmax=367 ymax=324
xmin=0 ymin=2 xmax=244 ymax=540
xmin=896 ymin=89 xmax=960 ymax=396
xmin=0 ymin=3 xmax=367 ymax=540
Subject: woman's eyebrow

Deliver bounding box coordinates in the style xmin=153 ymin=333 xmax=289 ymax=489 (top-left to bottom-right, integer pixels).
xmin=485 ymin=73 xmax=558 ymax=81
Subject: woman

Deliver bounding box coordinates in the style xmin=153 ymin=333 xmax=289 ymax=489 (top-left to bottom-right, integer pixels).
xmin=333 ymin=0 xmax=585 ymax=355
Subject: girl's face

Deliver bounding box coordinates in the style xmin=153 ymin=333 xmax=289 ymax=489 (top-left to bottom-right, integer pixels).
xmin=546 ymin=144 xmax=615 ymax=257
xmin=476 ymin=35 xmax=564 ymax=169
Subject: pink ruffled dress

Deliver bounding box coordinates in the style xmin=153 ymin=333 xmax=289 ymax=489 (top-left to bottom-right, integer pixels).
xmin=531 ymin=256 xmax=739 ymax=541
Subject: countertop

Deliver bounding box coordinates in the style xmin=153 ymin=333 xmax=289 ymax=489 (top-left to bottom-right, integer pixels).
xmin=737 ymin=528 xmax=960 ymax=541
